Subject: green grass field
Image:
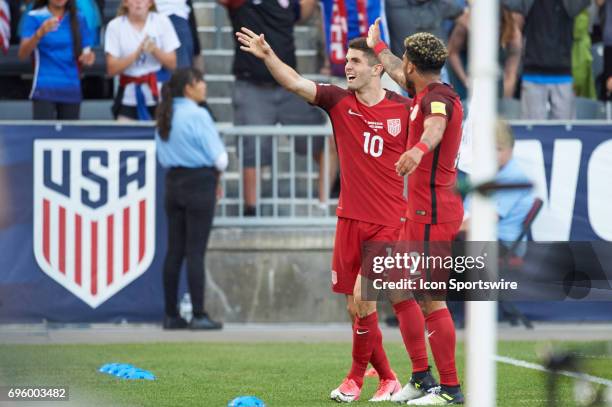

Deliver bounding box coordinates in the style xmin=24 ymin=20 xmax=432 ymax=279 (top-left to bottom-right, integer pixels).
xmin=1 ymin=340 xmax=611 ymax=406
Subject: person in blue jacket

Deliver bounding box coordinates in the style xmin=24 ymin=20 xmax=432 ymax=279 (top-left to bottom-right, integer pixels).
xmin=18 ymin=0 xmax=94 ymax=120
xmin=156 ymin=67 xmax=228 ymax=330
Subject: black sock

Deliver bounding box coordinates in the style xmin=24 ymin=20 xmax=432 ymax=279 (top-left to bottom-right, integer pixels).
xmin=441 ymin=384 xmax=461 ymax=395
xmin=412 ymin=368 xmax=430 ymax=381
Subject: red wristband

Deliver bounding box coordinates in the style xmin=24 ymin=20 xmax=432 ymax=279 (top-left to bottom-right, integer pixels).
xmin=415 ymin=142 xmax=429 ymax=154
xmin=373 ymin=41 xmax=388 ymax=56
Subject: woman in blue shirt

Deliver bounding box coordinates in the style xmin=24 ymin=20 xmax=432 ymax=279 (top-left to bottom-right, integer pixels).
xmin=18 ymin=0 xmax=94 ymax=120
xmin=156 ymin=67 xmax=228 ymax=330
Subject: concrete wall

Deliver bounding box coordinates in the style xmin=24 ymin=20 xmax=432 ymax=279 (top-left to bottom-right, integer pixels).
xmin=205 ymin=227 xmax=352 ymax=322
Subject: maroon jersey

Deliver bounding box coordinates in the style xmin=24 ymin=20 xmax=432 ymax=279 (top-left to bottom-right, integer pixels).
xmin=314 ymin=83 xmax=411 ymax=227
xmin=406 ymin=83 xmax=463 ymax=224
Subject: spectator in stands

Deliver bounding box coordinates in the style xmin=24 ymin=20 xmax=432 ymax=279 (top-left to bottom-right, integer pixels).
xmin=220 ymin=0 xmax=325 ymax=216
xmin=157 ymin=0 xmax=197 ymax=68
xmin=597 ymin=0 xmax=612 ymax=100
xmin=462 ymin=120 xmax=535 ymax=254
xmin=503 ymin=0 xmax=590 ymax=119
xmin=447 ymin=6 xmax=522 ymax=98
xmin=156 ymin=67 xmax=227 ymax=330
xmin=155 ymin=0 xmax=201 ymax=81
xmin=18 ymin=0 xmax=94 ymax=120
xmin=385 ymin=0 xmax=465 ymax=83
xmin=104 ymin=0 xmax=179 ymax=121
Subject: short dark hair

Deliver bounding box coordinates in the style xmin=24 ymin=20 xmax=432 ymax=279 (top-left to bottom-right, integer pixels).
xmin=403 ymin=32 xmax=448 ymax=74
xmin=348 ymin=37 xmax=378 ymax=66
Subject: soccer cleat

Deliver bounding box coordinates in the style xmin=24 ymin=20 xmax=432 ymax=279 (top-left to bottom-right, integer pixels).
xmin=390 ymin=369 xmax=438 ymax=402
xmin=330 ymin=378 xmax=361 ymax=403
xmin=368 ymin=378 xmax=401 ymax=402
xmin=407 ymin=386 xmax=465 ymax=405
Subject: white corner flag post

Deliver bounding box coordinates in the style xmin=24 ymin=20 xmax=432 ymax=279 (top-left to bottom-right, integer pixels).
xmin=466 ymin=0 xmax=499 ymax=406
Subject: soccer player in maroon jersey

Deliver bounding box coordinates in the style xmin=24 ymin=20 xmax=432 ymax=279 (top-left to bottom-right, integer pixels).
xmin=236 ymin=28 xmax=411 ymax=402
xmin=367 ymin=19 xmax=465 ymax=406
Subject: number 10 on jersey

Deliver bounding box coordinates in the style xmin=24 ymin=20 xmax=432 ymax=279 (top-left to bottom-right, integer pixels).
xmin=363 ymin=132 xmax=383 ymax=158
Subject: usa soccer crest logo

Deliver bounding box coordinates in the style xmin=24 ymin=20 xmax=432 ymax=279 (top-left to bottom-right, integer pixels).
xmin=387 ymin=118 xmax=401 ymax=137
xmin=33 ymin=140 xmax=156 ymax=308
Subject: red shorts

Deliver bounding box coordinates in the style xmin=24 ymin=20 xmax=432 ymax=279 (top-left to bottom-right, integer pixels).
xmin=395 ymin=219 xmax=462 ymax=298
xmin=399 ymin=219 xmax=462 ymax=242
xmin=331 ymin=217 xmax=400 ymax=295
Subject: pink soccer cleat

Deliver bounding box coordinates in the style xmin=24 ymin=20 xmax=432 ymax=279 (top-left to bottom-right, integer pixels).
xmin=369 ymin=378 xmax=402 ymax=402
xmin=330 ymin=378 xmax=361 ymax=403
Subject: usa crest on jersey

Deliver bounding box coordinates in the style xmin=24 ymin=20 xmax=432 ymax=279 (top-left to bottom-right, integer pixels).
xmin=387 ymin=118 xmax=401 ymax=137
xmin=33 ymin=140 xmax=156 ymax=308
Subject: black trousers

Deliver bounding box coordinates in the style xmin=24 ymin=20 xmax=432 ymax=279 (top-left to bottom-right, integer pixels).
xmin=163 ymin=167 xmax=218 ymax=317
xmin=32 ymin=100 xmax=80 ymax=120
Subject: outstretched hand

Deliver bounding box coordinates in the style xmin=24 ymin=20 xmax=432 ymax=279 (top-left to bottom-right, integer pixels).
xmin=236 ymin=27 xmax=272 ymax=59
xmin=395 ymin=147 xmax=424 ymax=176
xmin=367 ymin=17 xmax=382 ymax=48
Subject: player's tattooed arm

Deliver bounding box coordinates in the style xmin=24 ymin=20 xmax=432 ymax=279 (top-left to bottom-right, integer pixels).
xmin=377 ymin=49 xmax=407 ymax=90
xmin=236 ymin=27 xmax=317 ymax=103
xmin=420 ymin=116 xmax=447 ymax=151
xmin=367 ymin=17 xmax=407 ymax=89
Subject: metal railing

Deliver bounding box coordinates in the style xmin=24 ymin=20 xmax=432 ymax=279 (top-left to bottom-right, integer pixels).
xmin=215 ymin=125 xmax=338 ymax=226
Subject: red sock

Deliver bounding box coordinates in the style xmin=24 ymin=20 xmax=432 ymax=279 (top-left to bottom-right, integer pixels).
xmin=369 ymin=324 xmax=395 ymax=381
xmin=393 ymin=299 xmax=429 ymax=373
xmin=425 ymin=308 xmax=459 ymax=386
xmin=348 ymin=312 xmax=378 ymax=387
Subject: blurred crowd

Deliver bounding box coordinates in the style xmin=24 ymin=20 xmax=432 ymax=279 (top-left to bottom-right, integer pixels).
xmin=0 ymin=0 xmax=610 ymax=118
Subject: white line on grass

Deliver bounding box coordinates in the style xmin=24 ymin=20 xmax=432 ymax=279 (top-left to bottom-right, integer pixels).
xmin=495 ymin=355 xmax=612 ymax=387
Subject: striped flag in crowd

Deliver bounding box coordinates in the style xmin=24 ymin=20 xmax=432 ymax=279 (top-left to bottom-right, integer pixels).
xmin=0 ymin=0 xmax=10 ymax=54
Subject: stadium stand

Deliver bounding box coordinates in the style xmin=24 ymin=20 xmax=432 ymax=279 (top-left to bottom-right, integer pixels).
xmin=1 ymin=0 xmax=610 ymax=121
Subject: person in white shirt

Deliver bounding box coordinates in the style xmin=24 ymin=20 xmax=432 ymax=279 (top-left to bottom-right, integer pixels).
xmin=104 ymin=0 xmax=180 ymax=121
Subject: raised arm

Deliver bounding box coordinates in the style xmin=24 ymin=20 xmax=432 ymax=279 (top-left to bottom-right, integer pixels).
xmin=366 ymin=18 xmax=406 ymax=89
xmin=236 ymin=27 xmax=316 ymax=103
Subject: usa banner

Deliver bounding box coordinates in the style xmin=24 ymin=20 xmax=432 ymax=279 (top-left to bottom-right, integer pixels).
xmin=33 ymin=140 xmax=156 ymax=308
xmin=0 ymin=124 xmax=167 ymax=323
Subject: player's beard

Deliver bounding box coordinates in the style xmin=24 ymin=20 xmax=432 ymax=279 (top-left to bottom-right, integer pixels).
xmin=405 ymin=78 xmax=417 ymax=98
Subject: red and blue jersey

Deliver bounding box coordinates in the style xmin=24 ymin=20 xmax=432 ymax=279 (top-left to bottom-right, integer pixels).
xmin=21 ymin=7 xmax=93 ymax=103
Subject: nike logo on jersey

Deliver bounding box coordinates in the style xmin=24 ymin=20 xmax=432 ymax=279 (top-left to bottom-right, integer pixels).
xmin=348 ymin=109 xmax=363 ymax=117
xmin=356 ymin=329 xmax=369 ymax=335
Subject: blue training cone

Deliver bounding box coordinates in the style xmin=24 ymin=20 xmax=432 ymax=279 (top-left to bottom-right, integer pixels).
xmin=99 ymin=363 xmax=132 ymax=374
xmin=123 ymin=369 xmax=156 ymax=381
xmin=98 ymin=363 xmax=118 ymax=373
xmin=228 ymin=396 xmax=266 ymax=407
xmin=108 ymin=364 xmax=133 ymax=376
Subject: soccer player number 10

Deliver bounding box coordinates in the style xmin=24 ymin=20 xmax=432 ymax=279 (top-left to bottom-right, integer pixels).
xmin=363 ymin=132 xmax=384 ymax=157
